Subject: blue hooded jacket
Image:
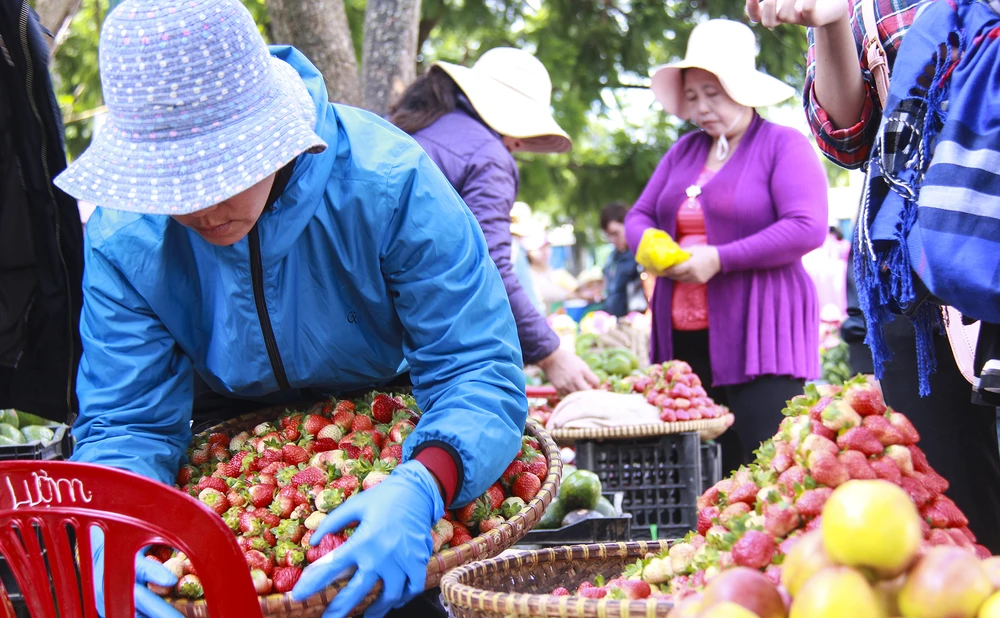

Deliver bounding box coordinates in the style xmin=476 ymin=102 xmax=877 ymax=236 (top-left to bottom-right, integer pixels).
xmin=70 ymin=47 xmax=527 ymax=506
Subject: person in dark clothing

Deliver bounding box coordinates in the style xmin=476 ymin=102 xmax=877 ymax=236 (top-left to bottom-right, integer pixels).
xmin=844 ymin=245 xmax=1000 ymax=554
xmin=390 ymin=49 xmax=600 ymax=395
xmin=600 ymin=202 xmax=645 ymax=317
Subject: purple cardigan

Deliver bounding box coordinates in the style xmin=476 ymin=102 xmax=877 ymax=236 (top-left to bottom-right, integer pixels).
xmin=625 ymin=114 xmax=828 ymax=386
xmin=413 ymin=100 xmax=560 ymax=365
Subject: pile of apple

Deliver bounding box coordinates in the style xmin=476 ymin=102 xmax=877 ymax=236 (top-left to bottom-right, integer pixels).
xmin=666 ymin=479 xmax=1000 ymax=618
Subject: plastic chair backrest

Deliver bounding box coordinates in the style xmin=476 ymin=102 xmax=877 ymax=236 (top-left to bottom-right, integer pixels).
xmin=0 ymin=460 xmax=263 ymax=618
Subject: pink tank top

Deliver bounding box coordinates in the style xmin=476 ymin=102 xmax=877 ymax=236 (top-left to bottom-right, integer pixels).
xmin=672 ymin=168 xmax=715 ymax=331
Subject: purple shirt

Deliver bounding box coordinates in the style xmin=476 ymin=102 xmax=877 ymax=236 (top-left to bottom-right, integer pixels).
xmin=626 ymin=114 xmax=828 ymax=386
xmin=413 ymin=100 xmax=560 ymax=365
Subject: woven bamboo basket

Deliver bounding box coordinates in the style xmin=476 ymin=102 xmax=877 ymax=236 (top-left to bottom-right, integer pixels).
xmin=168 ymin=403 xmax=563 ymax=617
xmin=548 ymin=414 xmax=733 ymax=444
xmin=440 ymin=541 xmax=674 ymax=617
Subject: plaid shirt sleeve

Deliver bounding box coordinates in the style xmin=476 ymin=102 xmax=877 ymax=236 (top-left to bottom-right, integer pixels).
xmin=802 ymin=0 xmax=921 ymax=170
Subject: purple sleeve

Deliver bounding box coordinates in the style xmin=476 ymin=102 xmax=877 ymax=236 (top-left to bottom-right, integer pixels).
xmin=461 ymin=155 xmax=560 ymax=365
xmin=716 ymin=130 xmax=829 ymax=272
xmin=625 ymin=152 xmax=674 ymax=252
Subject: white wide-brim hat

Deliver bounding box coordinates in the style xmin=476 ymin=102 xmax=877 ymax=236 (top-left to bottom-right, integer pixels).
xmin=54 ymin=0 xmax=327 ymax=215
xmin=650 ymin=19 xmax=794 ymax=120
xmin=435 ymin=48 xmax=572 ymax=154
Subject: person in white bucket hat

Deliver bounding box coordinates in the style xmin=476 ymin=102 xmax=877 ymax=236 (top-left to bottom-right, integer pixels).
xmin=53 ymin=0 xmax=527 ymax=616
xmin=388 ymin=49 xmax=601 ymax=395
xmin=625 ymin=19 xmax=831 ymax=471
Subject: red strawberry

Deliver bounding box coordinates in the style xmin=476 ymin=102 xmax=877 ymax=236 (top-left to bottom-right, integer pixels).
xmin=261 ymin=462 xmax=284 ymax=476
xmin=697 ymin=506 xmax=720 ymax=535
xmin=728 ymin=482 xmax=759 ymax=506
xmin=270 ymin=495 xmax=295 ymax=519
xmin=362 ymin=467 xmax=391 ymax=491
xmin=479 ymin=515 xmax=505 ymax=533
xmin=959 ymin=526 xmax=978 ymax=543
xmin=928 ymin=529 xmax=955 ymax=546
xmin=281 ymin=444 xmax=309 ymax=466
xmin=262 ymin=529 xmax=277 ymax=548
xmin=778 ymin=466 xmax=807 ymax=495
xmin=526 ymin=456 xmax=547 ymax=479
xmin=280 ymin=414 xmax=302 ymax=430
xmin=975 ymin=544 xmax=992 ymax=560
xmin=836 ymin=427 xmax=885 ymax=457
xmin=236 ymin=536 xmax=254 ymax=553
xmin=208 ymin=432 xmax=229 ymax=448
xmin=250 ymin=569 xmax=272 ymax=595
xmin=922 ymin=495 xmax=968 ymax=528
xmin=177 ymin=466 xmax=196 ymax=486
xmin=884 ymin=445 xmax=914 ymax=476
xmin=455 ymin=497 xmax=491 ymax=529
xmin=946 ymin=528 xmax=973 ymax=548
xmin=196 ymin=476 xmax=228 ymax=493
xmin=239 ymin=512 xmax=263 ymax=536
xmin=731 ymin=530 xmax=776 ymax=569
xmin=148 ymin=545 xmax=173 ymax=563
xmin=615 ymin=579 xmax=652 ymax=600
xmin=331 ymin=475 xmax=360 ymax=498
xmin=272 ymin=567 xmax=302 ymax=593
xmin=244 ymin=549 xmax=274 ymax=576
xmin=552 ymin=587 xmax=570 ymax=596
xmin=389 ymin=420 xmax=415 ymax=444
xmin=888 ymin=412 xmax=920 ymax=445
xmin=260 ymin=448 xmax=284 ymax=466
xmin=317 ymin=424 xmax=343 ymax=441
xmin=862 ymin=415 xmax=904 ymax=447
xmin=370 ymin=393 xmax=399 ymax=424
xmin=226 ymin=488 xmax=247 ymax=508
xmin=795 ymin=488 xmax=833 ymax=518
xmin=511 ymin=473 xmax=541 ymax=503
xmin=248 ymin=484 xmax=276 ymax=508
xmin=808 ymin=452 xmax=849 ymax=488
xmin=843 ymin=380 xmax=887 ymax=416
xmin=806 ymin=515 xmax=823 ymax=532
xmin=838 ymin=450 xmax=878 ymax=480
xmin=291 ymin=466 xmax=326 ymax=487
xmin=282 ymin=425 xmax=301 ymax=442
xmin=280 ymin=484 xmax=309 ymax=506
xmin=302 ymin=415 xmax=332 ymax=437
xmin=306 ymin=532 xmax=345 ymax=563
xmin=351 ymin=415 xmax=374 ymax=433
xmin=870 ymin=456 xmax=903 ymax=485
xmin=255 ymin=508 xmax=280 ymax=529
xmin=450 ymin=522 xmax=474 ymax=546
xmin=921 ymin=470 xmax=950 ymax=496
xmin=764 ymin=502 xmax=801 ymax=538
xmin=312 ymin=438 xmax=338 ymax=453
xmin=908 ymin=445 xmax=932 ymax=473
xmin=222 ymin=451 xmax=251 ymax=478
xmin=332 ymin=409 xmax=355 ymax=433
xmin=698 ymin=483 xmax=724 ymax=510
xmin=808 ymin=396 xmax=835 ymax=421
xmin=578 ymin=586 xmax=608 ymax=599
xmin=764 ymin=565 xmax=783 ymax=586
xmin=719 ymin=502 xmax=752 ymax=525
xmin=380 ymin=443 xmax=403 ymax=464
xmin=900 ymin=476 xmax=934 ymax=507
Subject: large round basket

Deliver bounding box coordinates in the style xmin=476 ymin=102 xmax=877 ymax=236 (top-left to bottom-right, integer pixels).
xmin=440 ymin=541 xmax=674 ymax=617
xmin=168 ymin=404 xmax=562 ymax=617
xmin=548 ymin=414 xmax=733 ymax=443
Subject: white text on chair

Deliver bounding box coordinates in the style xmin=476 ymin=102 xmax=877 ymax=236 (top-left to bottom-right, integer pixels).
xmin=4 ymin=470 xmax=93 ymax=509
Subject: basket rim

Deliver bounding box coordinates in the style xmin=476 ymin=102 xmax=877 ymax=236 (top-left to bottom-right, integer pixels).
xmin=440 ymin=541 xmax=675 ymax=616
xmin=167 ymin=401 xmax=563 ymax=615
xmin=548 ymin=414 xmax=732 ymax=441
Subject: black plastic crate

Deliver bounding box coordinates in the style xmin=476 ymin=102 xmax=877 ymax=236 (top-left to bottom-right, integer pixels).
xmin=0 ymin=425 xmax=72 ymax=462
xmin=520 ymin=515 xmax=632 ymax=546
xmin=575 ymin=432 xmax=702 ymax=542
xmin=701 ymin=441 xmax=722 ymax=494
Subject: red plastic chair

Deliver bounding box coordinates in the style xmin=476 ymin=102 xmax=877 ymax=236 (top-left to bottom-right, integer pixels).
xmin=0 ymin=460 xmax=262 ymax=618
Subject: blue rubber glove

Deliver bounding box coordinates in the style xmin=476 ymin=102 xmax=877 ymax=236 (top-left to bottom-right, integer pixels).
xmin=291 ymin=460 xmax=445 ymax=618
xmin=90 ymin=528 xmax=182 ymax=618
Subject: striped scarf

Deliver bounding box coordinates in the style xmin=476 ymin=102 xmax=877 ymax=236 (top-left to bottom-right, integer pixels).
xmin=856 ymin=0 xmax=1000 ymax=395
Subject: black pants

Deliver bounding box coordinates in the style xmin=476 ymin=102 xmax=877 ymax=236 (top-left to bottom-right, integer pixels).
xmin=383 ymin=588 xmax=448 ymax=618
xmin=672 ymin=330 xmax=805 ymax=474
xmin=857 ymin=317 xmax=1000 ymax=554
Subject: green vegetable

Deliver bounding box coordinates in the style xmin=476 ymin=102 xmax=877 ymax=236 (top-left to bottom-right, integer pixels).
xmin=537 ymin=496 xmax=567 ymax=529
xmin=14 ymin=410 xmax=55 ymax=427
xmin=0 ymin=409 xmax=18 ymax=429
xmin=561 ymin=509 xmax=603 ymax=527
xmin=593 ymin=496 xmax=618 ymax=517
xmin=558 ymin=469 xmax=602 ymax=511
xmin=22 ymin=425 xmax=55 ymax=444
xmin=0 ymin=436 xmax=21 ymax=447
xmin=0 ymin=424 xmax=25 ymax=444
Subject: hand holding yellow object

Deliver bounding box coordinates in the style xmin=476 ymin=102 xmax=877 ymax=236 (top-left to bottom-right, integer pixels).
xmin=635 ymin=228 xmax=691 ymax=276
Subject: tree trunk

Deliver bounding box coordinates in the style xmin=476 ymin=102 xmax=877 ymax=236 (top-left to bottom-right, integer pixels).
xmin=32 ymin=0 xmax=82 ymax=49
xmin=361 ymin=0 xmax=421 ymax=117
xmin=265 ymin=0 xmax=362 ymax=107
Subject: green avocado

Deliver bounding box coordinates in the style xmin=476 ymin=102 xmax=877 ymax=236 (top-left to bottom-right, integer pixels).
xmin=558 ymin=469 xmax=603 ymax=511
xmin=537 ymin=496 xmax=567 ymax=529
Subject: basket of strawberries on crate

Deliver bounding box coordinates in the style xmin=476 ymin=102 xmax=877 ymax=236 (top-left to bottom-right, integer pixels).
xmin=149 ymin=391 xmax=561 ymax=617
xmin=441 ymin=375 xmax=995 ymax=617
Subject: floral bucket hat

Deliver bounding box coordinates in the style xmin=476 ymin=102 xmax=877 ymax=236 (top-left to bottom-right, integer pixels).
xmin=54 ymin=0 xmax=327 ymax=215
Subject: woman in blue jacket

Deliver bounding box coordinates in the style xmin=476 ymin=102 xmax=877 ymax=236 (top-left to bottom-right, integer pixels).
xmin=389 ymin=49 xmax=600 ymax=395
xmin=53 ymin=1 xmax=527 ymax=616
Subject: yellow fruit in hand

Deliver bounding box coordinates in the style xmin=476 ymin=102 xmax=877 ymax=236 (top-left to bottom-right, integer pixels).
xmin=980 ymin=592 xmax=1000 ymax=618
xmin=698 ymin=601 xmax=761 ymax=618
xmin=821 ymin=480 xmax=922 ymax=576
xmin=789 ymin=566 xmax=886 ymax=618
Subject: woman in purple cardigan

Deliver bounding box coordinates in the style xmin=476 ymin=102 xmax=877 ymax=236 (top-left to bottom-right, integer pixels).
xmin=389 ymin=48 xmax=600 ymax=395
xmin=627 ymin=19 xmax=830 ymax=469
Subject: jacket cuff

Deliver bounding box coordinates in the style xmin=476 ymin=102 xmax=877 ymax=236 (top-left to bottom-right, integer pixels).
xmin=412 ymin=444 xmax=461 ymax=507
xmin=523 ymin=329 xmax=561 ymax=366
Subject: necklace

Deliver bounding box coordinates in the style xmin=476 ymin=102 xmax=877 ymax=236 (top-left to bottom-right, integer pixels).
xmin=684 ymin=184 xmax=702 ymax=210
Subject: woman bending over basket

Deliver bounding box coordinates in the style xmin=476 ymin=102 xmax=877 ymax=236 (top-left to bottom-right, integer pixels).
xmin=54 ymin=0 xmax=527 ymax=616
xmin=625 ymin=19 xmax=830 ymax=472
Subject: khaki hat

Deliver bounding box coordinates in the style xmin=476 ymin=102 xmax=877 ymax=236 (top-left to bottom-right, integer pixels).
xmin=650 ymin=19 xmax=794 ymax=120
xmin=435 ymin=48 xmax=572 ymax=154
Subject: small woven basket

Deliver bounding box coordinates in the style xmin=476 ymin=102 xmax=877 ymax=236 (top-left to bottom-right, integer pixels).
xmin=548 ymin=414 xmax=733 ymax=443
xmin=440 ymin=541 xmax=674 ymax=617
xmin=168 ymin=404 xmax=562 ymax=617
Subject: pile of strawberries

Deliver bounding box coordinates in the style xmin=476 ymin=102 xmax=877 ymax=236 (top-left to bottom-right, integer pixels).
xmin=547 ymin=376 xmax=984 ymax=602
xmin=150 ymin=391 xmax=548 ymax=600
